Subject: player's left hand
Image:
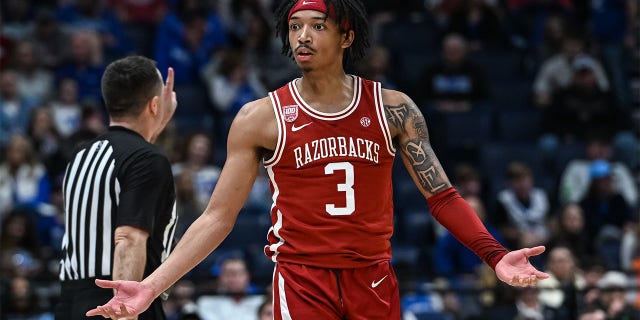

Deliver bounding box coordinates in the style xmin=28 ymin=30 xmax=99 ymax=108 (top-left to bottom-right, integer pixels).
xmin=495 ymin=246 xmax=549 ymax=287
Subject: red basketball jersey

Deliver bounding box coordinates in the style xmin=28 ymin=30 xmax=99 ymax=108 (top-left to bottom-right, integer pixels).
xmin=264 ymin=76 xmax=396 ymax=268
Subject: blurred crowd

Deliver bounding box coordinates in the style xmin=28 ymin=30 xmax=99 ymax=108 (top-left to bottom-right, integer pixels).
xmin=0 ymin=0 xmax=638 ymax=319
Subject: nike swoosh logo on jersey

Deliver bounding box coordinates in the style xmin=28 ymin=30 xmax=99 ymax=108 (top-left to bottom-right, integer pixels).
xmin=291 ymin=122 xmax=312 ymax=132
xmin=371 ymin=275 xmax=388 ymax=288
xmin=302 ymin=0 xmax=316 ymax=5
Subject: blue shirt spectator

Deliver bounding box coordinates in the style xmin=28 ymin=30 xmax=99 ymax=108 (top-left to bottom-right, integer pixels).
xmin=54 ymin=31 xmax=106 ymax=106
xmin=154 ymin=8 xmax=228 ymax=85
xmin=56 ymin=0 xmax=133 ymax=59
xmin=0 ymin=70 xmax=38 ymax=148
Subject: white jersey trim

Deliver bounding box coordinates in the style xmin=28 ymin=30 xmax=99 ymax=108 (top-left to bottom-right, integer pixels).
xmin=265 ymin=166 xmax=285 ymax=262
xmin=264 ymin=91 xmax=286 ymax=167
xmin=277 ymin=271 xmax=293 ymax=320
xmin=374 ymin=82 xmax=396 ymax=156
xmin=289 ymin=76 xmax=362 ymax=121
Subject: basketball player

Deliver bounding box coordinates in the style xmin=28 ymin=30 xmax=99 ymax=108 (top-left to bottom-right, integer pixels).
xmin=88 ymin=1 xmax=549 ymax=319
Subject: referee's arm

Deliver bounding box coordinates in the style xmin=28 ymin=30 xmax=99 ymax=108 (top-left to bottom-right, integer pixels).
xmin=113 ymin=226 xmax=149 ymax=283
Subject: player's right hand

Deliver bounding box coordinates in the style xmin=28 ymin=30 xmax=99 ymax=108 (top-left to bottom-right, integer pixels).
xmin=86 ymin=279 xmax=155 ymax=318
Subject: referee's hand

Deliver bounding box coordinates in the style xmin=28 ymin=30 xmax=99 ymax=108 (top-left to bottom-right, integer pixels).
xmin=86 ymin=279 xmax=154 ymax=319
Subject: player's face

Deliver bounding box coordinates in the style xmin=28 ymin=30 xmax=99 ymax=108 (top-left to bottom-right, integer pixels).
xmin=288 ymin=10 xmax=347 ymax=70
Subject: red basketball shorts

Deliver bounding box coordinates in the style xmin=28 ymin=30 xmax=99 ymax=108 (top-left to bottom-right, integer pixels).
xmin=272 ymin=261 xmax=401 ymax=320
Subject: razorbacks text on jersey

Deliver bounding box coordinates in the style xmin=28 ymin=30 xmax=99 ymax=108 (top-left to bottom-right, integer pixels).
xmin=264 ymin=76 xmax=396 ymax=268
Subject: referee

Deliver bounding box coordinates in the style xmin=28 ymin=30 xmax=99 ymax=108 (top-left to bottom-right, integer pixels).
xmin=56 ymin=56 xmax=178 ymax=319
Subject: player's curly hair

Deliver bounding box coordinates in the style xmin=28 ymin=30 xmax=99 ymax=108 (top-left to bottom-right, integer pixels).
xmin=274 ymin=0 xmax=370 ymax=65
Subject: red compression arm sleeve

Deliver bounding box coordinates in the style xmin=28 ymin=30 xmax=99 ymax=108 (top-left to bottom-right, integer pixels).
xmin=427 ymin=187 xmax=508 ymax=270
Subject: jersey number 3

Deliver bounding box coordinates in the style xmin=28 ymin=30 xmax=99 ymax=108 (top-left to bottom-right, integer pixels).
xmin=324 ymin=162 xmax=355 ymax=216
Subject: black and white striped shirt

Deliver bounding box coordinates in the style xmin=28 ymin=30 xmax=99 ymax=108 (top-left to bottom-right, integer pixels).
xmin=59 ymin=126 xmax=177 ymax=282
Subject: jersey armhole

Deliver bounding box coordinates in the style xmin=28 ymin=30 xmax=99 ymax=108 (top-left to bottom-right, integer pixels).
xmin=264 ymin=91 xmax=286 ymax=167
xmin=374 ymin=82 xmax=396 ymax=156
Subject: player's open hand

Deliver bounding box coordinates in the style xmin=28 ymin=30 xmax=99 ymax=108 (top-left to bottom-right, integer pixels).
xmin=85 ymin=279 xmax=155 ymax=319
xmin=495 ymin=246 xmax=549 ymax=287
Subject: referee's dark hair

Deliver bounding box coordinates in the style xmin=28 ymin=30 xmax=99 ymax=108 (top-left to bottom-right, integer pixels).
xmin=274 ymin=0 xmax=370 ymax=66
xmin=101 ymin=55 xmax=162 ymax=119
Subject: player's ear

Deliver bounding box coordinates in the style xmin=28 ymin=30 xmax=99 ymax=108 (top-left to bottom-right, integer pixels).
xmin=341 ymin=30 xmax=354 ymax=48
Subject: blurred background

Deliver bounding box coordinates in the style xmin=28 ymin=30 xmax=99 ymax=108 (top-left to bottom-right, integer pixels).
xmin=0 ymin=0 xmax=638 ymax=319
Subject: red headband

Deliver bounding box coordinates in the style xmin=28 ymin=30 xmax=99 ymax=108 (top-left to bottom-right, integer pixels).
xmin=287 ymin=0 xmax=350 ymax=30
xmin=288 ymin=0 xmax=330 ymax=21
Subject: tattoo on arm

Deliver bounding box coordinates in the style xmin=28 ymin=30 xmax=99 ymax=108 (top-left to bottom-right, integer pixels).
xmin=385 ymin=103 xmax=450 ymax=194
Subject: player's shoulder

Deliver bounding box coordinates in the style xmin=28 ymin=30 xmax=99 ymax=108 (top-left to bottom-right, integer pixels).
xmin=380 ymin=88 xmax=416 ymax=107
xmin=234 ymin=96 xmax=274 ymax=123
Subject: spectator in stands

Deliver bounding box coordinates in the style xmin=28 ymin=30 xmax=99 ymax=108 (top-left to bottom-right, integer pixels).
xmin=164 ymin=279 xmax=200 ymax=320
xmin=537 ymin=246 xmax=586 ymax=316
xmin=0 ymin=209 xmax=42 ymax=278
xmin=25 ymin=107 xmax=66 ymax=179
xmin=533 ymin=36 xmax=609 ymax=108
xmin=0 ymin=135 xmax=51 ymax=217
xmin=49 ymin=78 xmax=83 ymax=138
xmin=0 ymin=0 xmax=34 ymax=40
xmin=174 ymin=168 xmax=202 ymax=239
xmin=540 ymin=54 xmax=636 ymax=169
xmin=172 ymin=133 xmax=221 ymax=212
xmin=547 ymin=204 xmax=589 ymax=265
xmin=202 ymin=48 xmax=267 ymax=116
xmin=0 ymin=34 xmax=15 ymax=71
xmin=0 ymin=275 xmax=54 ymax=319
xmin=241 ymin=12 xmax=299 ymax=91
xmin=507 ymin=0 xmax=572 ymax=54
xmin=587 ymin=271 xmax=639 ymax=320
xmin=493 ymin=161 xmax=550 ymax=250
xmin=620 ymin=226 xmax=639 ymax=273
xmin=577 ymin=305 xmax=607 ymax=320
xmin=452 ymin=163 xmax=483 ymax=199
xmin=110 ymin=0 xmax=168 ymax=56
xmin=12 ymin=40 xmax=54 ymax=105
xmin=356 ymin=45 xmax=397 ymax=90
xmin=54 ymin=30 xmax=106 ymax=106
xmin=579 ymin=160 xmax=635 ymax=270
xmin=537 ymin=15 xmax=568 ymax=60
xmin=415 ymin=33 xmax=489 ymax=114
xmin=197 ymin=256 xmax=264 ymax=320
xmin=589 ymin=0 xmax=636 ymax=108
xmin=154 ymin=0 xmax=228 ymax=85
xmin=446 ymin=0 xmax=507 ymax=50
xmin=0 ymin=69 xmax=38 ymax=148
xmin=484 ymin=285 xmax=567 ymax=320
xmin=257 ymin=297 xmax=273 ymax=320
xmin=55 ymin=0 xmax=133 ymax=60
xmin=559 ymin=133 xmax=637 ymax=208
xmin=217 ymin=0 xmax=270 ymax=48
xmin=27 ymin=9 xmax=69 ymax=69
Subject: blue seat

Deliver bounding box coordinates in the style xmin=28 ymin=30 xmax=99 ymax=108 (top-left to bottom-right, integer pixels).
xmin=492 ymin=81 xmax=533 ymax=110
xmin=479 ymin=142 xmax=547 ymax=198
xmin=396 ymin=51 xmax=437 ymax=87
xmin=173 ymin=84 xmax=215 ymax=133
xmin=497 ymin=110 xmax=541 ymax=143
xmin=379 ymin=19 xmax=436 ymax=54
xmin=469 ymin=49 xmax=523 ymax=82
xmin=218 ymin=213 xmax=271 ymax=250
xmin=414 ymin=312 xmax=455 ymax=320
xmin=552 ymin=142 xmax=586 ymax=175
xmin=442 ymin=112 xmax=492 ymax=150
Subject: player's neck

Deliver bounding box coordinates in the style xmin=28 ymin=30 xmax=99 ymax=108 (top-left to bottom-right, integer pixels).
xmin=298 ymin=69 xmax=353 ymax=112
